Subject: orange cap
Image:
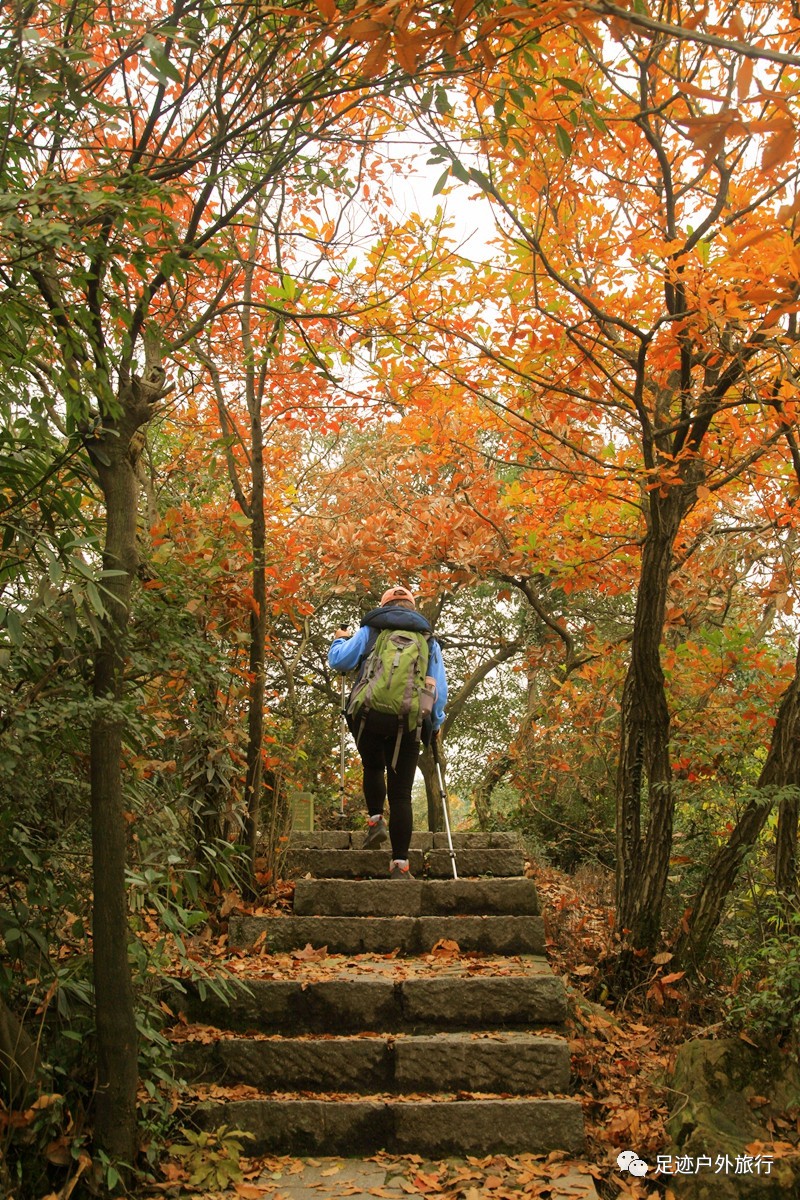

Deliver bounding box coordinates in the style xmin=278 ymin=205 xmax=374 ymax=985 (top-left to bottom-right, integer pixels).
xmin=380 ymin=586 xmax=416 ymax=607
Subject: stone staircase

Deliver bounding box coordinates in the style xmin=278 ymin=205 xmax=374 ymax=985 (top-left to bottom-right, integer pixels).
xmin=172 ymin=830 xmax=590 ymax=1169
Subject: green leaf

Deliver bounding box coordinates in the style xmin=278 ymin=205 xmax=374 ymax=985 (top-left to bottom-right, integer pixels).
xmin=582 ymin=99 xmax=608 ymax=133
xmin=450 ymin=159 xmax=470 ymax=185
xmin=468 ymin=168 xmax=492 ymax=193
xmin=144 ymin=53 xmax=183 ymax=86
xmin=432 ymin=167 xmax=450 ymax=196
xmin=434 ymin=86 xmax=451 ymax=115
xmin=159 ymin=252 xmax=188 ymax=284
xmin=142 ymin=34 xmax=183 ymax=86
xmin=5 ymin=608 xmax=23 ymax=646
xmin=555 ymin=125 xmax=572 ymax=157
xmin=85 ymin=581 xmax=106 ymax=617
xmin=555 ymin=75 xmax=583 ymax=94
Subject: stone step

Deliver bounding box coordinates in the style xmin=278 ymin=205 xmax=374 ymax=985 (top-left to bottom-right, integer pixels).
xmin=251 ymin=1156 xmax=599 ymax=1200
xmin=286 ymin=831 xmax=521 ymax=850
xmin=190 ymin=1094 xmax=586 ymax=1157
xmin=285 ymin=848 xmax=426 ymax=878
xmin=228 ymin=912 xmax=545 ymax=956
xmin=179 ymin=1030 xmax=570 ymax=1094
xmin=292 ymin=877 xmax=540 ymax=917
xmin=283 ymin=847 xmax=524 ymax=879
xmin=171 ymin=966 xmax=567 ymax=1032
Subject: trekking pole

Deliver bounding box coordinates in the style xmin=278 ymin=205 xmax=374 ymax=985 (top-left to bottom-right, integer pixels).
xmin=338 ymin=674 xmax=347 ymax=817
xmin=431 ymin=736 xmax=458 ymax=880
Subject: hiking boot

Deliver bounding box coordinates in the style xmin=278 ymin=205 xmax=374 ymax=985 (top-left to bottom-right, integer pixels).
xmin=390 ymin=860 xmax=414 ymax=880
xmin=362 ymin=816 xmax=389 ymax=850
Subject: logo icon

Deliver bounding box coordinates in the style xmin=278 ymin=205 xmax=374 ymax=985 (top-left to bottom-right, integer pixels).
xmin=617 ymin=1150 xmax=649 ymax=1177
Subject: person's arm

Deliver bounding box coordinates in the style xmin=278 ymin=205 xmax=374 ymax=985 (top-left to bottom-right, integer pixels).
xmin=328 ymin=625 xmax=370 ymax=673
xmin=429 ymin=640 xmax=448 ymax=730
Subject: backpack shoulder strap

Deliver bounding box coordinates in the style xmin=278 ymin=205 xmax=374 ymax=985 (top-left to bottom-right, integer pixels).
xmin=354 ymin=627 xmax=379 ymax=674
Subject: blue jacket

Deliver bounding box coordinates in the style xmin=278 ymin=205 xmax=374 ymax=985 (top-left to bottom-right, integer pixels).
xmin=328 ymin=605 xmax=448 ymax=730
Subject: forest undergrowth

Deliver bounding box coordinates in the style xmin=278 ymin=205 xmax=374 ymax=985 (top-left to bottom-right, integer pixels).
xmin=533 ymin=860 xmax=800 ymax=1199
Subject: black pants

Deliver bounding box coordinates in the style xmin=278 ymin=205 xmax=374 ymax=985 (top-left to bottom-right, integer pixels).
xmin=357 ymin=726 xmax=420 ymax=860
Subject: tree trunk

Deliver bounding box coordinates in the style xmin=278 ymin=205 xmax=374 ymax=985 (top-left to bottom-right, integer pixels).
xmin=91 ymin=450 xmax=141 ymax=1169
xmin=472 ymin=752 xmax=511 ymax=830
xmin=616 ymin=513 xmax=680 ymax=952
xmin=243 ymin=398 xmax=267 ymax=896
xmin=189 ymin=667 xmax=228 ymax=859
xmin=775 ymin=791 xmax=798 ymax=898
xmin=89 ymin=358 xmax=165 ymax=1171
xmin=420 ymin=745 xmax=443 ymax=832
xmin=676 ymin=638 xmax=800 ymax=964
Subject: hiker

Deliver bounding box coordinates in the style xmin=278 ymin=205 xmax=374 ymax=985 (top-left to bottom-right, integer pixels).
xmin=328 ymin=586 xmax=447 ymax=879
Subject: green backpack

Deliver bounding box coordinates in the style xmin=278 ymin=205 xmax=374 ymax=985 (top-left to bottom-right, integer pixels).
xmin=347 ymin=628 xmax=431 ymax=765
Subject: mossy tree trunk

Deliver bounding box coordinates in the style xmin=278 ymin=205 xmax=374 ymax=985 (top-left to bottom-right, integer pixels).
xmin=775 ymin=789 xmax=798 ymax=899
xmin=615 ymin=500 xmax=685 ymax=954
xmin=90 ymin=364 xmax=165 ymax=1168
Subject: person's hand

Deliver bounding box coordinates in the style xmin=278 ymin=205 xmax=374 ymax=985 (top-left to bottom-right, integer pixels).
xmin=334 ymin=627 xmax=350 ymax=639
xmin=432 ymin=726 xmax=440 ymax=743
